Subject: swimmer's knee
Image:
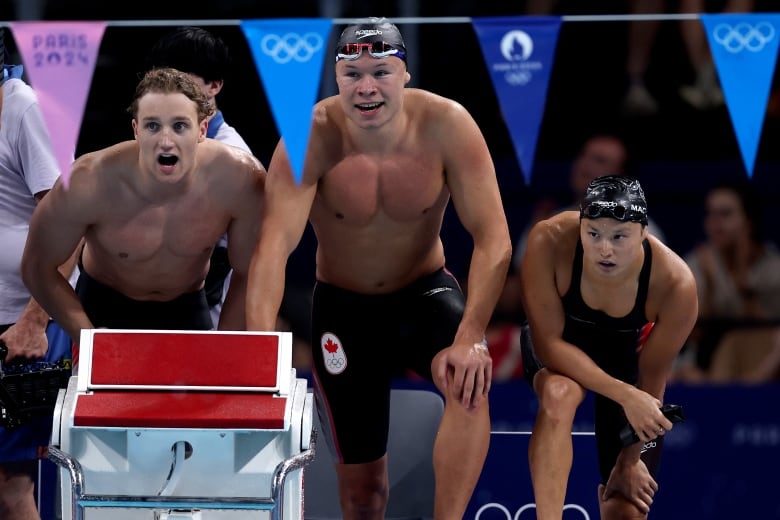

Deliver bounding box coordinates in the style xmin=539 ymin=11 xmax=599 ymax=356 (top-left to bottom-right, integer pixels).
xmin=535 ymin=371 xmax=585 ymax=415
xmin=336 ymin=457 xmax=389 ymax=518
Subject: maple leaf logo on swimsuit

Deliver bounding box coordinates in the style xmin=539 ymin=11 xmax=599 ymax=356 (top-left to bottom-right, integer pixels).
xmin=320 ymin=333 xmax=347 ymax=375
xmin=324 ymin=339 xmax=338 ymax=354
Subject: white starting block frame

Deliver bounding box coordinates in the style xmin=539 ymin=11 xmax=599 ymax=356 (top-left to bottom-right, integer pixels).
xmin=48 ymin=329 xmax=315 ymax=520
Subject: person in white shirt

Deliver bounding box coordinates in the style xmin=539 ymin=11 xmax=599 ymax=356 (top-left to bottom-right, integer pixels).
xmin=0 ymin=56 xmax=78 ymax=520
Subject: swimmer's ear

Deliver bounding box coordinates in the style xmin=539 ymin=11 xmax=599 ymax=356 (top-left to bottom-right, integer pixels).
xmin=199 ymin=119 xmax=208 ymax=142
xmin=404 ymin=70 xmax=411 ymax=85
xmin=131 ymin=119 xmax=139 ymax=140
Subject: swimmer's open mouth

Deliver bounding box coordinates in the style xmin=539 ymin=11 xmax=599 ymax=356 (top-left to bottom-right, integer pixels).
xmin=158 ymin=154 xmax=179 ymax=166
xmin=356 ymin=102 xmax=384 ymax=111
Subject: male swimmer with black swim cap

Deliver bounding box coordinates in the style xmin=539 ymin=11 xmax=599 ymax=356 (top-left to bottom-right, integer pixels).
xmin=519 ymin=175 xmax=697 ymax=519
xmin=248 ymin=16 xmax=511 ymax=520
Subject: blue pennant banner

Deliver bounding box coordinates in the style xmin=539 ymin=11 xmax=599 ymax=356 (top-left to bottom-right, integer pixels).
xmin=472 ymin=16 xmax=562 ymax=184
xmin=702 ymin=13 xmax=780 ymax=178
xmin=241 ymin=18 xmax=333 ymax=183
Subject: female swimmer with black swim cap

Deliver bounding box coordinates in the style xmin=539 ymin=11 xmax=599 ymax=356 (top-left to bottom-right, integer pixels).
xmin=519 ymin=174 xmax=697 ymax=519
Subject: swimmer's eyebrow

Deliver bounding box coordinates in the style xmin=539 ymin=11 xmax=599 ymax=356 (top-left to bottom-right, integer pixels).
xmin=139 ymin=115 xmax=191 ymax=123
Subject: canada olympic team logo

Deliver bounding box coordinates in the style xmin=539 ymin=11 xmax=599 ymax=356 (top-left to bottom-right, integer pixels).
xmin=475 ymin=502 xmax=591 ymax=520
xmin=320 ymin=333 xmax=347 ymax=375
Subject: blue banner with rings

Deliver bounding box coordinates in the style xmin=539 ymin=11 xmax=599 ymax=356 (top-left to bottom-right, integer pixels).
xmin=242 ymin=18 xmax=333 ymax=183
xmin=472 ymin=17 xmax=561 ymax=185
xmin=702 ymin=13 xmax=780 ymax=179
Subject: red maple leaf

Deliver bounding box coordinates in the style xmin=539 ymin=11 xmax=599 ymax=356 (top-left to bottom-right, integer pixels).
xmin=324 ymin=339 xmax=339 ymax=354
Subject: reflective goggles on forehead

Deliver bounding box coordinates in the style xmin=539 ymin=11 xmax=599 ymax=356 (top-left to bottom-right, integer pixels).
xmin=336 ymin=41 xmax=406 ymax=62
xmin=581 ymin=203 xmax=647 ymax=223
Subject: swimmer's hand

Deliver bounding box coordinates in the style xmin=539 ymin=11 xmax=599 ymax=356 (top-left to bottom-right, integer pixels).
xmin=601 ymin=458 xmax=657 ymax=514
xmin=433 ymin=339 xmax=492 ymax=409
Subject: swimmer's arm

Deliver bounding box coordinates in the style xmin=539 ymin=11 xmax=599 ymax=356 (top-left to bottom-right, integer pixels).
xmin=445 ymin=102 xmax=511 ymax=345
xmin=22 ymin=168 xmax=96 ymax=343
xmin=637 ymin=262 xmax=699 ymax=403
xmin=219 ymin=158 xmax=265 ymax=331
xmin=4 ymin=190 xmax=81 ymax=360
xmin=616 ymin=265 xmax=697 ymax=467
xmin=246 ymin=139 xmax=318 ymax=332
xmin=441 ymin=102 xmax=512 ymax=403
xmin=12 ymin=100 xmax=80 ymax=342
xmin=16 ymin=190 xmax=62 ymax=331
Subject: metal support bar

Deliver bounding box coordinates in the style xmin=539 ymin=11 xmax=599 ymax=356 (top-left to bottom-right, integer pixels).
xmin=49 ymin=429 xmax=317 ymax=520
xmin=271 ymin=429 xmax=317 ymax=520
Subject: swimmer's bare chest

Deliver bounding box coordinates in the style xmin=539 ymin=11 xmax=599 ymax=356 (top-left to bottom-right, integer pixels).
xmin=90 ymin=201 xmax=227 ymax=263
xmin=314 ymin=154 xmax=447 ymax=225
xmin=310 ymin=154 xmax=449 ymax=291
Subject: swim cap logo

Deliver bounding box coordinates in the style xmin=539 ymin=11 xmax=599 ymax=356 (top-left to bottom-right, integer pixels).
xmin=355 ymin=29 xmax=383 ymax=39
xmin=321 ymin=333 xmax=347 ymax=375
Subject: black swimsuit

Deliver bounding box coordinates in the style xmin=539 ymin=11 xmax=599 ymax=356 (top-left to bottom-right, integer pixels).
xmin=310 ymin=268 xmax=464 ymax=464
xmin=522 ymin=239 xmax=664 ymax=484
xmin=76 ymin=264 xmax=213 ymax=331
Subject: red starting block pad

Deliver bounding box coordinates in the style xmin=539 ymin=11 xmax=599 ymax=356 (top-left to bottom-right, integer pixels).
xmin=73 ymin=330 xmax=291 ymax=431
xmin=50 ymin=329 xmax=315 ymax=520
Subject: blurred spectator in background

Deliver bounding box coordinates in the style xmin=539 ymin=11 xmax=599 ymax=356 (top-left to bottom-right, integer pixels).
xmin=677 ymin=0 xmax=754 ymax=110
xmin=622 ymin=0 xmax=755 ymax=116
xmin=706 ymin=326 xmax=780 ymax=383
xmin=674 ymin=180 xmax=780 ymax=383
xmin=512 ymin=132 xmax=666 ymax=270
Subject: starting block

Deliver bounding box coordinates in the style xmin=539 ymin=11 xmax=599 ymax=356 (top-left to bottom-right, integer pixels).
xmin=49 ymin=329 xmax=315 ymax=520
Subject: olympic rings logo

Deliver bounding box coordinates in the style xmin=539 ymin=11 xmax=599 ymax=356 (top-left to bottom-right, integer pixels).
xmin=712 ymin=22 xmax=775 ymax=53
xmin=505 ymin=70 xmax=532 ymax=86
xmin=326 ymin=357 xmax=346 ymax=370
xmin=260 ymin=32 xmax=324 ymax=64
xmin=475 ymin=503 xmax=591 ymax=520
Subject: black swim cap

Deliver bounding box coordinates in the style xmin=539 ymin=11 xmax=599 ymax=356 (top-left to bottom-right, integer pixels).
xmin=335 ymin=17 xmax=407 ymax=63
xmin=580 ymin=175 xmax=648 ymax=225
